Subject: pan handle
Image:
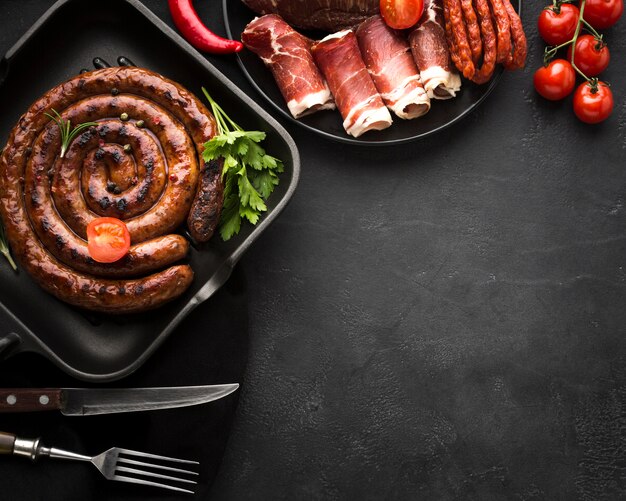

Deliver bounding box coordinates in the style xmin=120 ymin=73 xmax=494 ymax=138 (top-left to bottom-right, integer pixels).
xmin=0 ymin=333 xmax=21 ymax=360
xmin=0 ymin=303 xmax=26 ymax=360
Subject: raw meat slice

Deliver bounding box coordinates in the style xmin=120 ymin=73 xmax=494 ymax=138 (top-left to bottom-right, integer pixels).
xmin=355 ymin=16 xmax=430 ymax=119
xmin=409 ymin=0 xmax=462 ymax=99
xmin=242 ymin=14 xmax=335 ymax=118
xmin=312 ymin=30 xmax=392 ymax=137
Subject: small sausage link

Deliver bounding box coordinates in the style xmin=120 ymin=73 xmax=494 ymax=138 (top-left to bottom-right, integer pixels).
xmin=503 ymin=0 xmax=527 ymax=70
xmin=443 ymin=0 xmax=476 ymax=79
xmin=487 ymin=0 xmax=512 ymax=64
xmin=460 ymin=0 xmax=482 ymax=64
xmin=471 ymin=0 xmax=498 ymax=84
xmin=187 ymin=158 xmax=224 ymax=243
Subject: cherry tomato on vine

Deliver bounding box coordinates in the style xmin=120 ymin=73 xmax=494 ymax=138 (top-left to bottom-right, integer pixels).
xmin=538 ymin=3 xmax=580 ymax=45
xmin=534 ymin=59 xmax=576 ymax=100
xmin=380 ymin=0 xmax=425 ymax=29
xmin=582 ymin=0 xmax=623 ymax=29
xmin=87 ymin=217 xmax=131 ymax=263
xmin=573 ymin=81 xmax=614 ymax=123
xmin=567 ymin=34 xmax=610 ymax=76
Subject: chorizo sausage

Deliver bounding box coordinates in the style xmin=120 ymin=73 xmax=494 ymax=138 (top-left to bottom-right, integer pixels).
xmin=442 ymin=0 xmax=476 ymax=79
xmin=503 ymin=0 xmax=527 ymax=70
xmin=471 ymin=0 xmax=498 ymax=84
xmin=460 ymin=0 xmax=482 ymax=64
xmin=488 ymin=0 xmax=512 ymax=64
xmin=187 ymin=158 xmax=224 ymax=242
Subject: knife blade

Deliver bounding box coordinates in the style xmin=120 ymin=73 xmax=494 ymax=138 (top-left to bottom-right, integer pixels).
xmin=0 ymin=384 xmax=239 ymax=415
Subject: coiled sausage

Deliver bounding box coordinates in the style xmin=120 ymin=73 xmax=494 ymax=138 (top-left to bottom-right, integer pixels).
xmin=0 ymin=67 xmax=222 ymax=313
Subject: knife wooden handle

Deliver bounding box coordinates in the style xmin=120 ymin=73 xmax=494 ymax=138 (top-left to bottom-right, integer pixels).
xmin=0 ymin=389 xmax=62 ymax=413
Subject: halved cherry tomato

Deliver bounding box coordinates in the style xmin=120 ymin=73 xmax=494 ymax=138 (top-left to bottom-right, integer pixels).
xmin=567 ymin=34 xmax=610 ymax=76
xmin=582 ymin=0 xmax=623 ymax=29
xmin=573 ymin=81 xmax=614 ymax=123
xmin=86 ymin=217 xmax=131 ymax=263
xmin=380 ymin=0 xmax=425 ymax=29
xmin=538 ymin=3 xmax=580 ymax=45
xmin=533 ymin=59 xmax=576 ymax=100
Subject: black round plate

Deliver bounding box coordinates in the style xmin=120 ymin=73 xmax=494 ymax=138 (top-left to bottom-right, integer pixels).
xmin=223 ymin=0 xmax=521 ymax=146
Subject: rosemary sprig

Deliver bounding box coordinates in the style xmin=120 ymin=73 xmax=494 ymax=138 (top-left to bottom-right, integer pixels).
xmin=0 ymin=220 xmax=17 ymax=271
xmin=44 ymin=109 xmax=98 ymax=158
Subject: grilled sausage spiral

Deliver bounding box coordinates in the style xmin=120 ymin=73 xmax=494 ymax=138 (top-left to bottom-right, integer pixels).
xmin=0 ymin=67 xmax=223 ymax=313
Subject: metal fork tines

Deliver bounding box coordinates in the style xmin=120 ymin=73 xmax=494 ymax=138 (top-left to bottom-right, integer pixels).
xmin=0 ymin=431 xmax=199 ymax=494
xmin=90 ymin=447 xmax=199 ymax=493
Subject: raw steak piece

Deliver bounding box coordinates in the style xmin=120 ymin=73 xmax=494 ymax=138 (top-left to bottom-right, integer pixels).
xmin=242 ymin=0 xmax=379 ymax=32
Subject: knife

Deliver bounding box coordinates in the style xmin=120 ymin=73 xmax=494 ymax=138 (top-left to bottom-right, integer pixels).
xmin=0 ymin=384 xmax=239 ymax=415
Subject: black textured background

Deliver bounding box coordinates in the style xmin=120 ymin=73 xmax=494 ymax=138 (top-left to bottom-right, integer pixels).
xmin=0 ymin=0 xmax=625 ymax=499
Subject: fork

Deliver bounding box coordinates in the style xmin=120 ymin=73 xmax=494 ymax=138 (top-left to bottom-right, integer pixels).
xmin=0 ymin=431 xmax=199 ymax=494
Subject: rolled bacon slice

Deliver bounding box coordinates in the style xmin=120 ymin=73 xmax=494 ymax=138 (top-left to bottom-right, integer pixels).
xmin=242 ymin=14 xmax=335 ymax=119
xmin=312 ymin=30 xmax=392 ymax=137
xmin=409 ymin=0 xmax=462 ymax=100
xmin=355 ymin=16 xmax=430 ymax=120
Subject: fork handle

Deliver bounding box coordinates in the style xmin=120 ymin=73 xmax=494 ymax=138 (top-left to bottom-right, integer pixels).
xmin=0 ymin=389 xmax=62 ymax=413
xmin=0 ymin=431 xmax=16 ymax=454
xmin=0 ymin=431 xmax=44 ymax=460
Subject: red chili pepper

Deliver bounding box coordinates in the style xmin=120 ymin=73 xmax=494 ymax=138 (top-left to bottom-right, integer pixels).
xmin=168 ymin=0 xmax=243 ymax=54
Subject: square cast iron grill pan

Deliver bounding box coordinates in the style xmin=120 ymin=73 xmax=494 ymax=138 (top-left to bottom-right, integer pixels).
xmin=0 ymin=0 xmax=300 ymax=382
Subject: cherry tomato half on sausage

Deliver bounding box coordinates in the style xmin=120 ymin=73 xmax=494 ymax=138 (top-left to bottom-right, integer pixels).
xmin=573 ymin=81 xmax=614 ymax=123
xmin=582 ymin=0 xmax=623 ymax=29
xmin=538 ymin=3 xmax=580 ymax=45
xmin=380 ymin=0 xmax=425 ymax=29
xmin=533 ymin=59 xmax=576 ymax=100
xmin=87 ymin=217 xmax=131 ymax=263
xmin=567 ymin=35 xmax=610 ymax=76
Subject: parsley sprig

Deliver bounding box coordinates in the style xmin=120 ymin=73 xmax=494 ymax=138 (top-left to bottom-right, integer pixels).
xmin=0 ymin=220 xmax=17 ymax=271
xmin=201 ymin=88 xmax=284 ymax=241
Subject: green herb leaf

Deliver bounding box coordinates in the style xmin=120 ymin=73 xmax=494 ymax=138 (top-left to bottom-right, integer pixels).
xmin=239 ymin=205 xmax=261 ymax=225
xmin=219 ymin=177 xmax=242 ymax=241
xmin=253 ymin=169 xmax=280 ymax=199
xmin=244 ymin=131 xmax=266 ymax=143
xmin=238 ymin=173 xmax=267 ymax=213
xmin=201 ymin=87 xmax=284 ymax=241
xmin=45 ymin=108 xmax=98 ymax=158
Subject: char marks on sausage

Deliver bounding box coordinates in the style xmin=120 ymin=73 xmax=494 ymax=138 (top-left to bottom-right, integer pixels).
xmin=241 ymin=0 xmax=379 ymax=32
xmin=355 ymin=16 xmax=430 ymax=120
xmin=0 ymin=67 xmax=223 ymax=313
xmin=409 ymin=0 xmax=462 ymax=99
xmin=312 ymin=30 xmax=392 ymax=137
xmin=187 ymin=158 xmax=225 ymax=243
xmin=242 ymin=14 xmax=335 ymax=118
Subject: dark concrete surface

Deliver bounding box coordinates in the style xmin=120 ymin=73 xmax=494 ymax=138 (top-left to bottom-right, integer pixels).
xmin=0 ymin=0 xmax=625 ymax=499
